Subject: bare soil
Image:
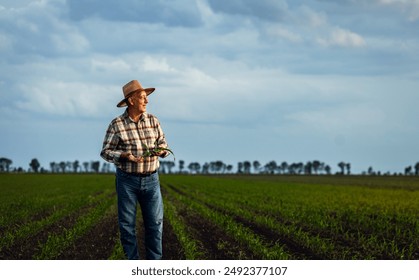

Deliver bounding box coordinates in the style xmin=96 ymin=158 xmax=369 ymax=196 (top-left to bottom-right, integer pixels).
xmin=0 ymin=210 xmax=84 ymax=259
xmin=56 ymin=210 xmax=119 ymax=259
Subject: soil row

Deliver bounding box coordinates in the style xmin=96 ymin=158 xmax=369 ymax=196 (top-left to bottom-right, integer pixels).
xmin=163 ymin=184 xmax=257 ymax=259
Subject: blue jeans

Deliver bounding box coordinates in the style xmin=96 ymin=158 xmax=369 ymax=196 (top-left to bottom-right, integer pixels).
xmin=115 ymin=168 xmax=163 ymax=260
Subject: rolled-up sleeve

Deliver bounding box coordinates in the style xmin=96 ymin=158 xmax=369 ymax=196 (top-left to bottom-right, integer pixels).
xmin=100 ymin=124 xmax=122 ymax=163
xmin=101 ymin=111 xmax=170 ymax=173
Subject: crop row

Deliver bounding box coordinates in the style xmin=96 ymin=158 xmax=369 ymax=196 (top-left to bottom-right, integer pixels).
xmin=163 ymin=184 xmax=289 ymax=259
xmin=0 ymin=174 xmax=186 ymax=260
xmin=1 ymin=174 xmax=418 ymax=260
xmin=160 ymin=175 xmax=419 ymax=260
xmin=0 ymin=174 xmax=118 ymax=259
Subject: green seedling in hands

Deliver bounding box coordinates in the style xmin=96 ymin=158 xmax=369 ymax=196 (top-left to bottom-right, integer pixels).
xmin=141 ymin=142 xmax=175 ymax=161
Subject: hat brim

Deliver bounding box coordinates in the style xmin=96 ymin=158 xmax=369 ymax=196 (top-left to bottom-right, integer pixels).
xmin=116 ymin=88 xmax=155 ymax=107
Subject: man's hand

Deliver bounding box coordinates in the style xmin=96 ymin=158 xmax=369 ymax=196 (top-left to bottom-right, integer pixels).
xmin=121 ymin=149 xmax=168 ymax=163
xmin=151 ymin=150 xmax=168 ymax=157
xmin=121 ymin=152 xmax=144 ymax=163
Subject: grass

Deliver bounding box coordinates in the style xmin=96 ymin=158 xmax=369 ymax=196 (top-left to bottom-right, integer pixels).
xmin=34 ymin=197 xmax=115 ymax=259
xmin=1 ymin=173 xmax=418 ymax=260
xmin=163 ymin=196 xmax=204 ymax=259
xmin=160 ymin=174 xmax=419 ymax=259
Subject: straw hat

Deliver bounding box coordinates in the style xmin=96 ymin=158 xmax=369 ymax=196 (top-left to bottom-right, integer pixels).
xmin=117 ymin=80 xmax=155 ymax=107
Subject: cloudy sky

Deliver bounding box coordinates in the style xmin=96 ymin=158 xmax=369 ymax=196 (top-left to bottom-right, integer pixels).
xmin=1 ymin=0 xmax=418 ymax=174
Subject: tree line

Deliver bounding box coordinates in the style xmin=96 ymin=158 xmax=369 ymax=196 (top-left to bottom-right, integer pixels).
xmin=1 ymin=157 xmax=419 ymax=176
xmin=0 ymin=158 xmax=112 ymax=173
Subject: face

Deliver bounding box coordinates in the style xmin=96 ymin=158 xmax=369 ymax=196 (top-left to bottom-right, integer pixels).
xmin=129 ymin=90 xmax=148 ymax=113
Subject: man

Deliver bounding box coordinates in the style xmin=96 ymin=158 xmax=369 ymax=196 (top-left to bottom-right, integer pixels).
xmin=100 ymin=80 xmax=169 ymax=260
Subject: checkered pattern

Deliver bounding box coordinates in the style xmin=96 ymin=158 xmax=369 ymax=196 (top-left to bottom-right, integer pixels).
xmin=101 ymin=110 xmax=168 ymax=173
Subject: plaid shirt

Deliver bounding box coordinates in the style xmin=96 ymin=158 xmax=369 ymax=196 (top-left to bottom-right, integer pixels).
xmin=100 ymin=110 xmax=169 ymax=173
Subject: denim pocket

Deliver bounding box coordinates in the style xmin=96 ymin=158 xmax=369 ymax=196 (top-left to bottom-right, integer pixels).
xmin=150 ymin=172 xmax=159 ymax=183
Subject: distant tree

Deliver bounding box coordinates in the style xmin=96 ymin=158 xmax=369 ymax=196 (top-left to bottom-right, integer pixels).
xmin=305 ymin=161 xmax=313 ymax=175
xmin=243 ymin=161 xmax=251 ymax=174
xmin=101 ymin=162 xmax=111 ymax=173
xmin=59 ymin=161 xmax=66 ymax=173
xmin=208 ymin=161 xmax=222 ymax=174
xmin=289 ymin=163 xmax=302 ymax=174
xmin=66 ymin=161 xmax=72 ymax=172
xmin=188 ymin=162 xmax=201 ymax=174
xmin=73 ymin=160 xmax=80 ymax=173
xmin=166 ymin=161 xmax=175 ymax=174
xmin=253 ymin=161 xmax=261 ymax=174
xmin=296 ymin=162 xmax=304 ymax=174
xmin=178 ymin=160 xmax=185 ymax=173
xmin=29 ymin=158 xmax=41 ymax=173
xmin=0 ymin=157 xmax=13 ymax=172
xmin=312 ymin=160 xmax=321 ymax=174
xmin=50 ymin=162 xmax=59 ymax=173
xmin=338 ymin=162 xmax=346 ymax=175
xmin=83 ymin=162 xmax=89 ymax=172
xmin=214 ymin=161 xmax=225 ymax=173
xmin=237 ymin=162 xmax=243 ymax=174
xmin=159 ymin=162 xmax=167 ymax=174
xmin=280 ymin=161 xmax=288 ymax=174
xmin=209 ymin=162 xmax=215 ymax=173
xmin=91 ymin=161 xmax=100 ymax=173
xmin=226 ymin=164 xmax=233 ymax=173
xmin=202 ymin=162 xmax=209 ymax=174
xmin=264 ymin=161 xmax=277 ymax=174
xmin=324 ymin=165 xmax=331 ymax=175
xmin=367 ymin=166 xmax=374 ymax=175
xmin=346 ymin=163 xmax=351 ymax=175
xmin=287 ymin=163 xmax=295 ymax=174
xmin=405 ymin=166 xmax=412 ymax=176
xmin=414 ymin=162 xmax=419 ymax=176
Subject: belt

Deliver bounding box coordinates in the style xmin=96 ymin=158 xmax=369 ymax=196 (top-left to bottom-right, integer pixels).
xmin=120 ymin=169 xmax=157 ymax=177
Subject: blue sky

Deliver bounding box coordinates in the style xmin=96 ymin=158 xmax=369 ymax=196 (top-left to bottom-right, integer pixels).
xmin=1 ymin=0 xmax=418 ymax=173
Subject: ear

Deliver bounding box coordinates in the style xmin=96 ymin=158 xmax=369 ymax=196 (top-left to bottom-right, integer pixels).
xmin=127 ymin=96 xmax=134 ymax=106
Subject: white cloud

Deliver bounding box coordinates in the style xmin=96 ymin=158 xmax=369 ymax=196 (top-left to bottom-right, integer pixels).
xmin=90 ymin=57 xmax=132 ymax=73
xmin=67 ymin=0 xmax=203 ymax=27
xmin=295 ymin=5 xmax=327 ymax=28
xmin=1 ymin=0 xmax=419 ymax=173
xmin=0 ymin=0 xmax=90 ymax=56
xmin=286 ymin=104 xmax=387 ymax=134
xmin=0 ymin=32 xmax=13 ymax=51
xmin=207 ymin=0 xmax=289 ymax=22
xmin=265 ymin=24 xmax=302 ymax=43
xmin=238 ymin=3 xmax=367 ymax=49
xmin=15 ymin=81 xmax=117 ymax=117
xmin=142 ymin=57 xmax=176 ymax=73
xmin=292 ymin=5 xmax=366 ymax=49
xmin=317 ymin=27 xmax=366 ymax=48
xmin=15 ymin=17 xmax=39 ymax=33
xmin=196 ymin=0 xmax=223 ymax=27
xmin=376 ymin=0 xmax=419 ymax=21
xmin=0 ymin=0 xmax=39 ymax=9
xmin=50 ymin=32 xmax=90 ymax=54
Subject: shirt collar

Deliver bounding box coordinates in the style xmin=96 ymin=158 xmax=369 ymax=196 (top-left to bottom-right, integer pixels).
xmin=122 ymin=109 xmax=147 ymax=123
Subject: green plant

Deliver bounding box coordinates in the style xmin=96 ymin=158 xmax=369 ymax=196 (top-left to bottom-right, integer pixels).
xmin=141 ymin=141 xmax=175 ymax=161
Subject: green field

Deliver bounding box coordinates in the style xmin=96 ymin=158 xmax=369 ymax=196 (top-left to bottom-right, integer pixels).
xmin=0 ymin=173 xmax=418 ymax=259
